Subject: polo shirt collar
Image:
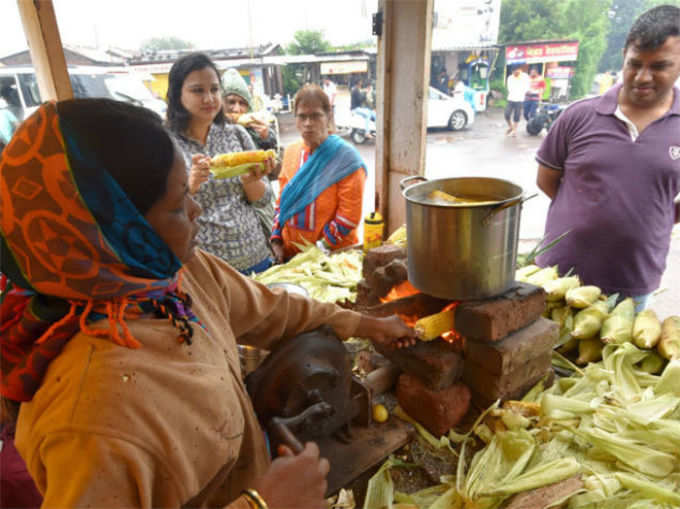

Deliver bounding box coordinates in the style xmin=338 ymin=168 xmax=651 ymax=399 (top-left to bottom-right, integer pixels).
xmin=596 ymin=83 xmax=680 ymax=116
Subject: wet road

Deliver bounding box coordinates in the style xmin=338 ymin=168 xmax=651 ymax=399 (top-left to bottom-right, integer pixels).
xmin=278 ymin=109 xmax=678 ymax=318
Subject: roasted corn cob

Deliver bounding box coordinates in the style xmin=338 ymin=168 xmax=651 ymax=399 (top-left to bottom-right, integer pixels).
xmin=414 ymin=309 xmax=455 ymax=341
xmin=210 ymin=149 xmax=275 ymax=175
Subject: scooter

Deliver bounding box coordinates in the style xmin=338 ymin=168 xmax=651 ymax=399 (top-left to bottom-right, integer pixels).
xmin=526 ymin=102 xmax=565 ymax=136
xmin=334 ymin=107 xmax=377 ymax=145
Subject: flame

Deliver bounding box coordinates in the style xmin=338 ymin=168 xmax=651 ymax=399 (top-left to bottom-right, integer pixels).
xmin=380 ymin=280 xmax=420 ymax=303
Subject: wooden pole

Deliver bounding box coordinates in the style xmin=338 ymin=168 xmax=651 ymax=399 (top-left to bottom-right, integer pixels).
xmin=16 ymin=0 xmax=72 ymax=101
xmin=375 ymin=0 xmax=433 ymax=235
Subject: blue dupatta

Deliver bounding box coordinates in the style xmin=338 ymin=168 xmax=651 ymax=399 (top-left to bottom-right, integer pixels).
xmin=278 ymin=135 xmax=366 ymax=227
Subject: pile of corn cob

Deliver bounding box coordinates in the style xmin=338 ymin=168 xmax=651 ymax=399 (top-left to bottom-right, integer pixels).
xmin=365 ymin=345 xmax=680 ymax=509
xmin=252 ymin=244 xmax=363 ymax=303
xmin=516 ymin=264 xmax=680 ymax=369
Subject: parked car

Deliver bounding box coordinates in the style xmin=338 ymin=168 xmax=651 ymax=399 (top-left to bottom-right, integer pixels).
xmin=427 ymin=86 xmax=475 ymax=131
xmin=0 ymin=66 xmax=166 ymax=122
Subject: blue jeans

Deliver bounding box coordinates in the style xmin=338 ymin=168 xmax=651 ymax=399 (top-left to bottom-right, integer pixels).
xmin=523 ymin=100 xmax=539 ymax=121
xmin=616 ymin=292 xmax=653 ymax=312
xmin=240 ymin=256 xmax=273 ymax=275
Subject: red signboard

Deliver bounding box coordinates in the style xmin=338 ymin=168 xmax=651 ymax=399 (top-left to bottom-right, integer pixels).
xmin=505 ymin=42 xmax=579 ymax=64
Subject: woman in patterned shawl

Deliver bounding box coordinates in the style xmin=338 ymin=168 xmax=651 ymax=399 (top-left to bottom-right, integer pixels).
xmin=166 ymin=53 xmax=275 ymax=274
xmin=0 ymin=98 xmax=416 ymax=508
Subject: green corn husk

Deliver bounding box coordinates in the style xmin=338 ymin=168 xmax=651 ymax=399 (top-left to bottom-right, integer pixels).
xmin=543 ymin=276 xmax=581 ymax=302
xmin=565 ymin=285 xmax=602 ymax=309
xmin=600 ymin=298 xmax=635 ymax=345
xmin=632 ymin=309 xmax=662 ymax=349
xmin=552 ymin=306 xmax=573 ymax=329
xmin=526 ymin=266 xmax=559 ymax=287
xmin=572 ymin=300 xmax=609 ymax=340
xmin=638 ymin=351 xmax=666 ymax=374
xmin=210 ymin=162 xmax=255 ymax=179
xmin=655 ymin=359 xmax=680 ymax=396
xmin=616 ymin=473 xmax=680 ymax=505
xmin=516 ymin=264 xmax=541 ymax=282
xmin=658 ymin=316 xmax=680 ymax=360
xmin=578 ymin=427 xmax=676 ymax=478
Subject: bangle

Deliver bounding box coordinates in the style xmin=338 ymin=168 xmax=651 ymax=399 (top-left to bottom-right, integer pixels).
xmin=242 ymin=489 xmax=269 ymax=509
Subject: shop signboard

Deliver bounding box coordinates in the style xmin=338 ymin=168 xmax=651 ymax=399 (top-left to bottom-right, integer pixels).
xmin=320 ymin=61 xmax=368 ymax=75
xmin=505 ymin=42 xmax=579 ymax=65
xmin=546 ymin=66 xmax=574 ymax=79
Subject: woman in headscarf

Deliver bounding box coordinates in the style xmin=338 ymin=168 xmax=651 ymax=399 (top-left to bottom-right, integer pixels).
xmin=271 ymin=84 xmax=366 ymax=263
xmin=166 ymin=52 xmax=275 ymax=274
xmin=0 ymin=98 xmax=414 ymax=508
xmin=221 ymin=68 xmax=280 ymax=236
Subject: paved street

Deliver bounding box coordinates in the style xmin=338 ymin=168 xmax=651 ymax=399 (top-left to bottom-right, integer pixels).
xmin=277 ymin=108 xmax=679 ymax=319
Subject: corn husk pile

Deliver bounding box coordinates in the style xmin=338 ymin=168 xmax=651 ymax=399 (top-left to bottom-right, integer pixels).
xmin=253 ymin=245 xmax=363 ymax=303
xmin=516 ymin=264 xmax=680 ymax=369
xmin=364 ymin=344 xmax=680 ymax=508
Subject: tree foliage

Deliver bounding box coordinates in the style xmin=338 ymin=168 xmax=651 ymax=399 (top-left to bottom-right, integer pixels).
xmin=140 ymin=36 xmax=194 ymax=52
xmin=498 ymin=0 xmax=612 ymax=99
xmin=286 ymin=30 xmax=332 ymax=55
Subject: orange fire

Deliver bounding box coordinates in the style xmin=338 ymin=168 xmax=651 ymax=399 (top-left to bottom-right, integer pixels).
xmin=380 ymin=280 xmax=420 ymax=302
xmin=380 ymin=281 xmax=463 ymax=344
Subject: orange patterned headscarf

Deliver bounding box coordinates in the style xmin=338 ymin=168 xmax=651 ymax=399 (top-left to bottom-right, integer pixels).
xmin=1 ymin=102 xmax=198 ymax=402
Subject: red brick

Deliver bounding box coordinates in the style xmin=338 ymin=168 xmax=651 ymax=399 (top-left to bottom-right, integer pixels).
xmin=470 ymin=369 xmax=555 ymax=410
xmin=465 ymin=317 xmax=559 ymax=374
xmin=464 ymin=317 xmax=558 ymax=375
xmin=463 ymin=353 xmax=553 ymax=407
xmin=455 ymin=283 xmax=546 ymax=342
xmin=362 ymin=244 xmax=406 ymax=279
xmin=374 ymin=339 xmax=464 ymax=390
xmin=397 ymin=374 xmax=471 ymax=436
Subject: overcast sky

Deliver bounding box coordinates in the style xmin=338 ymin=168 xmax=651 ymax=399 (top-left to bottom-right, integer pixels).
xmin=1 ymin=0 xmax=378 ymax=56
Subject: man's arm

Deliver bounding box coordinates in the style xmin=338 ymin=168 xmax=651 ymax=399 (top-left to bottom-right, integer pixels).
xmin=536 ymin=164 xmax=562 ymax=200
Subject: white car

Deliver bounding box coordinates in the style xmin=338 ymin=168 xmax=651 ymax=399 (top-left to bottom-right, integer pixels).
xmin=427 ymin=86 xmax=475 ymax=131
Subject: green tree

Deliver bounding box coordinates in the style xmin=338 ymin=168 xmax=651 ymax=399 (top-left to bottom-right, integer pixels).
xmin=282 ymin=30 xmax=332 ymax=96
xmin=498 ymin=0 xmax=612 ymax=100
xmin=286 ymin=30 xmax=332 ymax=55
xmin=140 ymin=36 xmax=195 ymax=52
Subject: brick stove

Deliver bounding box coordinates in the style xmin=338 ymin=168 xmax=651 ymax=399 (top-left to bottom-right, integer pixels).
xmin=355 ymin=244 xmax=558 ymax=437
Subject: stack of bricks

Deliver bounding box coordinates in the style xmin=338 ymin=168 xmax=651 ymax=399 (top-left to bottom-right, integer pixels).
xmin=356 ymin=246 xmax=558 ymax=435
xmin=456 ymin=284 xmax=558 ymax=408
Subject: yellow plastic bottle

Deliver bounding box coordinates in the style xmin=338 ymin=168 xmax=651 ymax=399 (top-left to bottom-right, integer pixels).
xmin=363 ymin=211 xmax=384 ymax=252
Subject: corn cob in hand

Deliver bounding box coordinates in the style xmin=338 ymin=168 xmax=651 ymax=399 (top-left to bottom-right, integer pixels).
xmin=210 ymin=149 xmax=275 ymax=179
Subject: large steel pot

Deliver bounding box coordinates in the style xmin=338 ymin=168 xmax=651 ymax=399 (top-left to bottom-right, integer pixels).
xmin=401 ymin=176 xmax=533 ymax=300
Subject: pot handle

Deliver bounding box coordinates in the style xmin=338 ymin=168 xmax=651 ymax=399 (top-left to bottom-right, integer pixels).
xmin=400 ymin=175 xmax=428 ymax=191
xmin=483 ymin=193 xmax=538 ymax=225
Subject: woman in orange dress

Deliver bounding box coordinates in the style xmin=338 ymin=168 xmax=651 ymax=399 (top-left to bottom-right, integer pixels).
xmin=271 ymin=84 xmax=366 ymax=262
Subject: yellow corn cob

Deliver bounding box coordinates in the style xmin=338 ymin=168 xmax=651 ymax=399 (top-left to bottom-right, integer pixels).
xmin=633 ymin=309 xmax=662 ymax=349
xmin=414 ymin=309 xmax=455 ymax=341
xmin=600 ymin=298 xmax=635 ymax=344
xmin=576 ymin=338 xmax=603 ymax=365
xmin=211 ymin=149 xmax=275 ymax=169
xmin=658 ymin=316 xmax=680 ymax=360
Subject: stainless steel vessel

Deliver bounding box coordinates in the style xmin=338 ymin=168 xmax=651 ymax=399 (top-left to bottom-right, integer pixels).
xmin=401 ymin=176 xmax=531 ymax=300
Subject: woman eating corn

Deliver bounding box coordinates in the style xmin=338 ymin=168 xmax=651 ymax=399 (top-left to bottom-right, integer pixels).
xmin=0 ymin=99 xmax=416 ymax=508
xmin=167 ymin=53 xmax=275 ymax=274
xmin=271 ymin=84 xmax=367 ymax=263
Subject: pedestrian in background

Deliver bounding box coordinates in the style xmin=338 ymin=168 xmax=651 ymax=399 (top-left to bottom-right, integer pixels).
xmin=504 ymin=65 xmax=530 ymax=136
xmin=535 ymin=5 xmax=680 ymax=310
xmin=523 ymin=67 xmax=546 ymax=121
xmin=323 ymin=76 xmax=337 ymax=132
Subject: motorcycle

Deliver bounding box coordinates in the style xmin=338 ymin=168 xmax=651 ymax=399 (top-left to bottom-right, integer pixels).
xmin=334 ymin=107 xmax=376 ymax=145
xmin=526 ymin=102 xmax=566 ymax=136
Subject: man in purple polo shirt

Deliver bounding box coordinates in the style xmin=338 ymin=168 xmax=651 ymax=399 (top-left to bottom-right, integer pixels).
xmin=535 ymin=5 xmax=680 ymax=310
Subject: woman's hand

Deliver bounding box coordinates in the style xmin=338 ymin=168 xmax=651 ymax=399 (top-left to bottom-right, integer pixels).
xmin=189 ymin=154 xmax=211 ymax=194
xmin=240 ymin=153 xmax=275 ymax=185
xmin=355 ymin=315 xmax=416 ymax=349
xmin=271 ymin=240 xmax=285 ymax=264
xmin=248 ymin=118 xmax=270 ymax=139
xmin=253 ymin=442 xmax=329 ymax=509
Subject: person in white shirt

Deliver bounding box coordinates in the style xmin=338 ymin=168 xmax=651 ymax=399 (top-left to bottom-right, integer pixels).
xmin=505 ymin=65 xmax=530 ymax=136
xmin=322 ymin=77 xmax=337 ymax=131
